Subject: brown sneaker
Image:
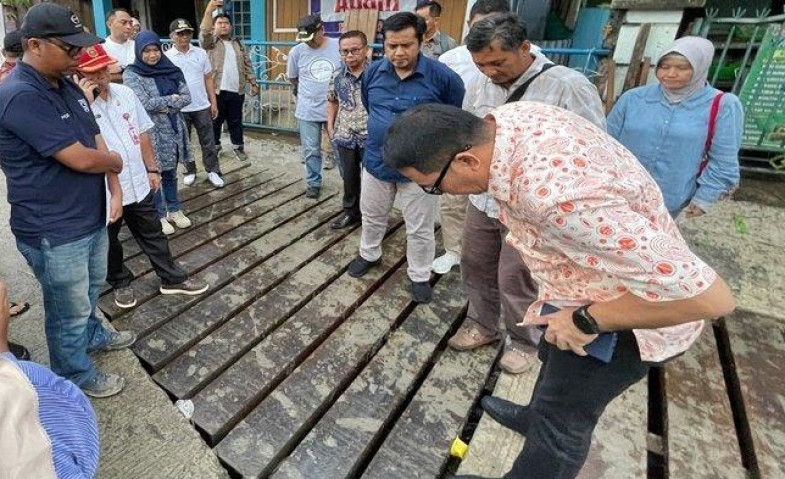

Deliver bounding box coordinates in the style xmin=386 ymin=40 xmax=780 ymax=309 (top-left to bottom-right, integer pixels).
xmin=499 ymin=345 xmax=538 ymax=374
xmin=447 ymin=325 xmax=500 ymax=351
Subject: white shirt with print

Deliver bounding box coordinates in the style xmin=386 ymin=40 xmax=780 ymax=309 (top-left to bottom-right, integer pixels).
xmin=165 ymin=46 xmax=213 ymax=112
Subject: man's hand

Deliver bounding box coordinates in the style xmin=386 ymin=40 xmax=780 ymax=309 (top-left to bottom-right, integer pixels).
xmin=542 ymin=308 xmax=598 ymax=357
xmin=683 ymin=202 xmax=706 ymax=218
xmin=326 ymin=125 xmax=335 ymax=140
xmin=250 ymin=83 xmax=260 ymax=97
xmin=206 ymin=0 xmax=223 ymax=14
xmin=210 ymin=102 xmax=219 ymax=119
xmin=148 ymin=171 xmax=161 ymax=191
xmin=108 ymin=151 xmax=123 ymax=173
xmin=109 ymin=193 xmax=123 ymax=224
xmin=74 ymin=75 xmax=99 ymax=104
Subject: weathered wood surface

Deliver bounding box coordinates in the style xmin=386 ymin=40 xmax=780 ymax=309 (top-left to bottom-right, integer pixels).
xmin=154 ymin=224 xmax=407 ymax=400
xmin=100 ymin=188 xmax=333 ymax=319
xmin=725 ymin=311 xmax=785 ymax=477
xmin=363 ymin=345 xmax=498 ymax=478
xmin=623 ymin=23 xmax=651 ymax=92
xmin=665 ymin=325 xmax=745 ymax=478
xmin=213 ymin=266 xmax=416 ymax=476
xmin=133 ymin=214 xmax=359 ymax=372
xmin=271 ymin=273 xmax=467 ymax=478
xmin=111 ymin=199 xmax=339 ymax=336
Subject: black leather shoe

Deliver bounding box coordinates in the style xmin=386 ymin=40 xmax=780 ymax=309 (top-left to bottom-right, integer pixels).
xmin=411 ymin=281 xmax=432 ymax=303
xmin=481 ymin=396 xmax=529 ymax=435
xmin=9 ymin=342 xmax=30 ymax=361
xmin=347 ymin=256 xmax=380 ymax=278
xmin=331 ymin=214 xmax=361 ymax=229
xmin=305 ymin=187 xmax=320 ymax=199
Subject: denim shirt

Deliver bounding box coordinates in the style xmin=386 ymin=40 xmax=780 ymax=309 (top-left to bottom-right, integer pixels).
xmin=607 ymin=84 xmax=743 ymax=214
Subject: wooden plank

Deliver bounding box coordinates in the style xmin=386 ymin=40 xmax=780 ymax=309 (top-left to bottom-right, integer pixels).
xmin=134 ymin=219 xmax=363 ymax=372
xmin=99 ymin=188 xmax=323 ymax=319
xmin=153 ymin=224 xmax=407 ymax=400
xmin=665 ymin=326 xmax=745 ymax=477
xmin=120 ymin=173 xmax=294 ymax=259
xmin=270 ymin=273 xmax=467 ymax=478
xmin=212 ymin=267 xmax=415 ymax=475
xmin=363 ymin=345 xmax=498 ymax=478
xmin=111 ymin=198 xmax=339 ymax=336
xmin=623 ymin=23 xmax=651 ymax=92
xmin=725 ymin=311 xmax=785 ymax=477
xmin=179 ymin=162 xmax=255 ymax=203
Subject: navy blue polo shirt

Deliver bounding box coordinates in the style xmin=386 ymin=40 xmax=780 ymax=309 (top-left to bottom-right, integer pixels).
xmin=0 ymin=61 xmax=104 ymax=248
xmin=361 ymin=53 xmax=465 ymax=183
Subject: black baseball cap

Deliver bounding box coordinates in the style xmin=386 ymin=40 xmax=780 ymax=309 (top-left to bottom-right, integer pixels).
xmin=169 ymin=18 xmax=194 ymax=33
xmin=296 ymin=15 xmax=322 ymax=42
xmin=20 ymin=3 xmax=103 ymax=47
xmin=3 ymin=30 xmax=23 ymax=54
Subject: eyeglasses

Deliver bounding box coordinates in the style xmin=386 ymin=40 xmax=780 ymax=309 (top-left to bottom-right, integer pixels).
xmin=42 ymin=38 xmax=82 ymax=58
xmin=340 ymin=48 xmax=365 ymax=57
xmin=422 ymin=145 xmax=472 ymax=195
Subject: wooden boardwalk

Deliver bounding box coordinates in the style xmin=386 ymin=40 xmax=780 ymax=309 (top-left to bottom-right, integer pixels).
xmin=100 ymin=162 xmax=498 ymax=478
xmin=101 ymin=160 xmax=785 ymax=478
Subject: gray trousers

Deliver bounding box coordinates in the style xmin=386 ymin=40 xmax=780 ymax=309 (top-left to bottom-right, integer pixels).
xmin=462 ymin=202 xmax=542 ymax=348
xmin=359 ymin=170 xmax=437 ymax=282
xmin=183 ymin=108 xmax=221 ymax=175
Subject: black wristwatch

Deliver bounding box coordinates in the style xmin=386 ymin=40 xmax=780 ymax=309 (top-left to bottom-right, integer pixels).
xmin=572 ymin=305 xmax=601 ymax=335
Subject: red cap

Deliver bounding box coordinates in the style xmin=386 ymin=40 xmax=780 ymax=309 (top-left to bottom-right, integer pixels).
xmin=77 ymin=44 xmax=117 ymax=73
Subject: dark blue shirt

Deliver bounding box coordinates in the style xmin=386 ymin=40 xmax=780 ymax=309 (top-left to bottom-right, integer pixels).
xmin=361 ymin=54 xmax=465 ymax=183
xmin=0 ymin=61 xmax=104 ymax=248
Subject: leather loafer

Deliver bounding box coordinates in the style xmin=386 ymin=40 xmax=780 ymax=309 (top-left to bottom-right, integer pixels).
xmin=481 ymin=396 xmax=529 ymax=435
xmin=331 ymin=214 xmax=361 ymax=229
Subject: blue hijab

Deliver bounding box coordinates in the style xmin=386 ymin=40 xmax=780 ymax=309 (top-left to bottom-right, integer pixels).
xmin=127 ymin=31 xmax=186 ymax=131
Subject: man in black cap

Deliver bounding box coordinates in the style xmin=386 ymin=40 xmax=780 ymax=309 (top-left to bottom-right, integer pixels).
xmin=286 ymin=14 xmax=341 ymax=198
xmin=0 ymin=3 xmax=136 ymax=398
xmin=0 ymin=30 xmax=23 ymax=83
xmin=166 ymin=18 xmax=224 ymax=188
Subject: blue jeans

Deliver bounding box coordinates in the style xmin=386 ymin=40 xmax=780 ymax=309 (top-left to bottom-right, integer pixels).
xmin=16 ymin=228 xmax=113 ymax=386
xmin=299 ymin=119 xmax=324 ymax=189
xmin=154 ymin=168 xmax=181 ymax=219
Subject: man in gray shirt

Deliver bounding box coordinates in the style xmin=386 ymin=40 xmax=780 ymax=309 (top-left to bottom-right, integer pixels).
xmin=287 ymin=15 xmax=342 ymax=199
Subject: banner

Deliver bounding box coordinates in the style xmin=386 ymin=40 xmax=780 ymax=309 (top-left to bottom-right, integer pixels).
xmin=320 ymin=0 xmax=418 ymax=23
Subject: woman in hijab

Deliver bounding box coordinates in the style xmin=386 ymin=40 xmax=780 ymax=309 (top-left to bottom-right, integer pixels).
xmin=124 ymin=30 xmax=195 ymax=235
xmin=608 ymin=36 xmax=743 ymax=218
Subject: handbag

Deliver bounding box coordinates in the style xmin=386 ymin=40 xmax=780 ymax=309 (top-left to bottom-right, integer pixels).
xmin=697 ymin=93 xmax=724 ymax=177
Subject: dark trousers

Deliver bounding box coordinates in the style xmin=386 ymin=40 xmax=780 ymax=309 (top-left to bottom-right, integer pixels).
xmin=107 ymin=192 xmax=188 ymax=289
xmin=213 ymin=90 xmax=245 ymax=150
xmin=504 ymin=332 xmax=650 ymax=478
xmin=462 ymin=203 xmax=541 ymax=347
xmin=183 ymin=108 xmax=221 ymax=175
xmin=336 ymin=144 xmax=363 ymax=219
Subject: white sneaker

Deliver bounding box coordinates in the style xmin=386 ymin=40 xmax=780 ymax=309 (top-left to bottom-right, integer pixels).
xmin=167 ymin=210 xmax=192 ymax=229
xmin=207 ymin=172 xmax=225 ymax=188
xmin=160 ymin=218 xmax=175 ymax=235
xmin=183 ymin=173 xmax=196 ymax=186
xmin=432 ymin=251 xmax=460 ymax=274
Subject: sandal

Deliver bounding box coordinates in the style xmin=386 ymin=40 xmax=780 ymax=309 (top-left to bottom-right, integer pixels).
xmin=9 ymin=301 xmax=30 ymax=317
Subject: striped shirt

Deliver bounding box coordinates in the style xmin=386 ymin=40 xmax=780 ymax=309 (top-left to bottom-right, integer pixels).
xmin=463 ymin=52 xmax=606 ymax=218
xmin=1 ymin=352 xmax=100 ymax=478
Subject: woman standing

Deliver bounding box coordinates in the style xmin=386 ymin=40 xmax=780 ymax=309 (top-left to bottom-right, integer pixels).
xmin=608 ymin=36 xmax=743 ymax=218
xmin=124 ymin=31 xmax=195 ymax=235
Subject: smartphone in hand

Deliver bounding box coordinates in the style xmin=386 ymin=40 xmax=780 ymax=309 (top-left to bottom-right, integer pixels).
xmin=539 ymin=303 xmax=618 ymax=364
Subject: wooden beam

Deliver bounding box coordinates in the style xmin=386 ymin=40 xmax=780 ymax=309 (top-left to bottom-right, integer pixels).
xmin=623 ymin=23 xmax=651 ymax=92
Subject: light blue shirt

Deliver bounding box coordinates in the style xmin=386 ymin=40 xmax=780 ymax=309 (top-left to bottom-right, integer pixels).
xmin=607 ymin=84 xmax=743 ymax=214
xmin=287 ymin=37 xmax=342 ymax=122
xmin=2 ymin=352 xmax=100 ymax=478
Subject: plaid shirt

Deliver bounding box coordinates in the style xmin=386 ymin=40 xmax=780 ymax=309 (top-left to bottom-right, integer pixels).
xmin=327 ymin=66 xmax=368 ymax=149
xmin=464 ymin=53 xmax=606 ymax=218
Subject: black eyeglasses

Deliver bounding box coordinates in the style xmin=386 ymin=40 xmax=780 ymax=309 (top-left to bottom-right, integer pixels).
xmin=339 ymin=48 xmax=365 ymax=57
xmin=42 ymin=38 xmax=82 ymax=58
xmin=422 ymin=145 xmax=472 ymax=195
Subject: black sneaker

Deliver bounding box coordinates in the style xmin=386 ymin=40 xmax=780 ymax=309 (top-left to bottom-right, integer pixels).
xmin=331 ymin=214 xmax=361 ymax=229
xmin=9 ymin=342 xmax=30 ymax=361
xmin=347 ymin=256 xmax=380 ymax=278
xmin=234 ymin=148 xmax=249 ymax=161
xmin=305 ymin=187 xmax=320 ymax=199
xmin=114 ymin=286 xmax=136 ymax=309
xmin=159 ymin=278 xmax=209 ymax=295
xmin=411 ymin=281 xmax=432 ymax=304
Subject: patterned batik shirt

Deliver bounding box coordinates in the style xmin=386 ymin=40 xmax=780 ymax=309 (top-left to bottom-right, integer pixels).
xmin=327 ymin=65 xmax=368 ymax=149
xmin=487 ymin=101 xmax=718 ymax=363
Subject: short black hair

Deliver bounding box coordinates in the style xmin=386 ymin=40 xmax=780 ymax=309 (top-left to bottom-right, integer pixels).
xmin=339 ymin=30 xmax=367 ymax=46
xmin=466 ymin=12 xmax=528 ymax=53
xmin=107 ymin=8 xmax=130 ymax=22
xmin=384 ymin=104 xmax=491 ymax=173
xmin=415 ymin=1 xmax=443 ymax=17
xmin=3 ymin=30 xmax=23 ymax=57
xmin=469 ymin=0 xmax=511 ymax=23
xmin=383 ymin=12 xmax=427 ymax=43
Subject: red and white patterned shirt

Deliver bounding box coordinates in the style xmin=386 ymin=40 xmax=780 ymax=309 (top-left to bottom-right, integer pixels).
xmin=488 ymin=102 xmax=717 ymax=362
